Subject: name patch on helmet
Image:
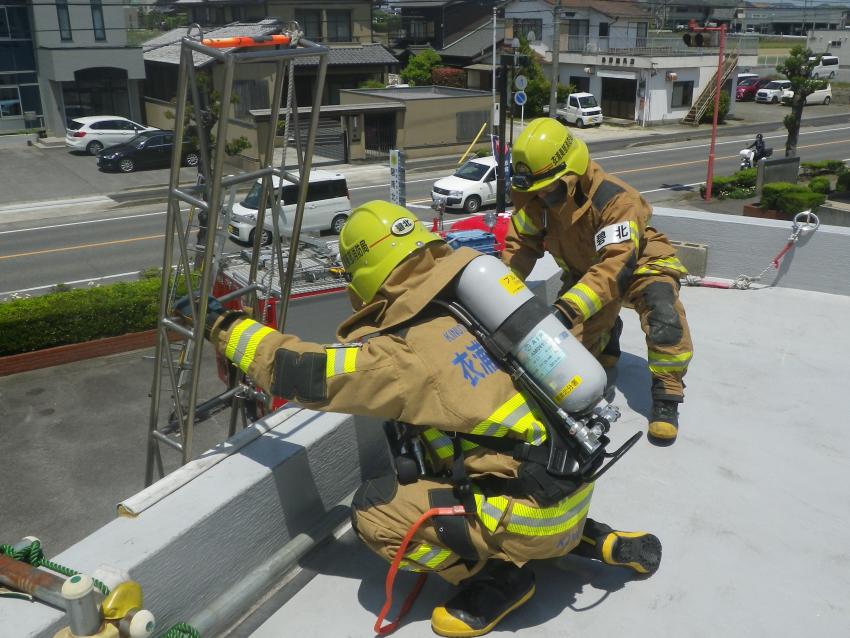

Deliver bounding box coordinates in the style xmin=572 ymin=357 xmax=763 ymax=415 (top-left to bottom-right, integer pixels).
xmin=341 ymin=239 xmax=369 ymax=269
xmin=550 ymin=134 xmax=574 ymax=166
xmin=391 ymin=217 xmax=416 ymax=236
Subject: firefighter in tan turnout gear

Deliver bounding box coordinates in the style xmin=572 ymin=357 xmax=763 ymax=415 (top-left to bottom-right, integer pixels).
xmin=505 ymin=118 xmax=694 ymax=444
xmin=177 ymin=200 xmax=661 ymax=637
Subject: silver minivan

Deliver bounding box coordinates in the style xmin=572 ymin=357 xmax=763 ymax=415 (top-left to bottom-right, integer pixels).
xmin=227 ymin=170 xmax=352 ymax=244
xmin=811 ymin=55 xmax=839 ymax=79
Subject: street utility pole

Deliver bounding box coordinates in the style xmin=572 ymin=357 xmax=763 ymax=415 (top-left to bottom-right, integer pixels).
xmin=549 ymin=1 xmax=561 ymax=116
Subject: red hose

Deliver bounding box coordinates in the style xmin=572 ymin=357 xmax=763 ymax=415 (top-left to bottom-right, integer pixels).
xmin=374 ymin=505 xmax=468 ymax=636
xmin=771 ymin=241 xmax=795 ymax=269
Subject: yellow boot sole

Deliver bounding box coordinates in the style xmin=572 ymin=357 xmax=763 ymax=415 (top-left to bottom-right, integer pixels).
xmin=600 ymin=531 xmax=662 ymax=575
xmin=431 ymin=584 xmax=536 ymax=637
xmin=648 ymin=419 xmax=678 ymax=444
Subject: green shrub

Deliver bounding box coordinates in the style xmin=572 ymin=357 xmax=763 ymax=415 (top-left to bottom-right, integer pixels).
xmin=760 ymin=182 xmax=800 ymax=210
xmin=837 ymin=171 xmax=850 ymax=192
xmin=808 ymin=175 xmax=830 ymax=194
xmin=727 ymin=187 xmax=757 ymax=199
xmin=777 ymin=190 xmax=826 ymax=214
xmin=701 ymin=90 xmax=730 ymax=124
xmin=0 ymin=278 xmax=163 ymax=356
xmin=734 ymin=168 xmax=758 ymax=188
xmin=358 ymin=79 xmax=385 ymax=89
xmin=800 ymin=160 xmax=847 ymax=176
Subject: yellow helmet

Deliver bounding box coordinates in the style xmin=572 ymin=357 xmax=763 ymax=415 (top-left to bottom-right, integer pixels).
xmin=511 ymin=118 xmax=589 ymax=192
xmin=339 ymin=200 xmax=444 ymax=303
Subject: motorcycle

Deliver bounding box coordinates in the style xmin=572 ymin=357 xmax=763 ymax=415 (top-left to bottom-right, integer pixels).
xmin=739 ymin=146 xmax=773 ymax=170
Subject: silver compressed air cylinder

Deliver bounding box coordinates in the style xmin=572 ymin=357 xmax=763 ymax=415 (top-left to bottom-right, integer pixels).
xmin=455 ymin=254 xmax=607 ymax=415
xmin=61 ymin=574 xmax=102 ymax=637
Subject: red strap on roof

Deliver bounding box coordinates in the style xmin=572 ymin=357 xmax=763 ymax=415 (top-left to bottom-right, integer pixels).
xmin=201 ymin=34 xmax=291 ymax=49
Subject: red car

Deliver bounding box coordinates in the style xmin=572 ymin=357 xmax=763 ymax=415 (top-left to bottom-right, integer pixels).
xmin=736 ymin=78 xmax=769 ymax=101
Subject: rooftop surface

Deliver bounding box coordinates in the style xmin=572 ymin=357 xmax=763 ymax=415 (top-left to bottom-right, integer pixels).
xmin=343 ymin=86 xmax=492 ymax=100
xmin=238 ymin=282 xmax=850 ymax=637
xmin=2 ymin=211 xmax=850 ymax=637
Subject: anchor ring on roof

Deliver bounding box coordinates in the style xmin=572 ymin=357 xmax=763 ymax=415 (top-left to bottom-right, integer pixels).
xmin=793 ymin=210 xmax=820 ymax=236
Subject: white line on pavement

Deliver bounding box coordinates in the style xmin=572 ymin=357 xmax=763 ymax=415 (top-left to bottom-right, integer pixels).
xmin=595 ymin=125 xmax=850 ymax=161
xmin=0 ymin=271 xmax=142 ymax=298
xmin=0 ymin=210 xmax=168 ymax=236
xmin=0 ymin=195 xmax=113 ymax=215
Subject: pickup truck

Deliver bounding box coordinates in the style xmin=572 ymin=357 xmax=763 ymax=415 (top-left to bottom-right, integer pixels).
xmin=542 ymin=92 xmax=603 ymax=128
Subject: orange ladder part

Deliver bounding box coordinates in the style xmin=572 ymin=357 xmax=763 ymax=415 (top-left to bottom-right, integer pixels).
xmin=201 ymin=34 xmax=292 ymax=48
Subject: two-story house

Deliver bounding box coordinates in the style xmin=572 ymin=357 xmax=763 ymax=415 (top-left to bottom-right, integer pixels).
xmin=29 ymin=0 xmax=146 ymax=134
xmin=506 ymin=0 xmax=757 ymax=124
xmin=389 ymin=0 xmax=493 ymax=63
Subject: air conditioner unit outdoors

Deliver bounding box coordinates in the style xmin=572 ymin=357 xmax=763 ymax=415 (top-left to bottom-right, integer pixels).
xmin=666 ymin=71 xmax=678 ymax=81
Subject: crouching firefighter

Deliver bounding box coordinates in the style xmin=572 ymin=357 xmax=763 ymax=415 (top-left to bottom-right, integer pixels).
xmin=176 ymin=200 xmax=662 ymax=637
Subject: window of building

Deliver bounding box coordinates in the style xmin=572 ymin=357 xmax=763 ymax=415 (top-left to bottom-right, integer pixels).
xmin=295 ymin=9 xmax=321 ymax=41
xmin=514 ymin=19 xmax=542 ymax=41
xmin=233 ymin=79 xmax=270 ymax=118
xmin=671 ymin=80 xmax=694 ymax=108
xmin=56 ymin=0 xmax=72 ymax=41
xmin=0 ymin=8 xmax=9 ymax=39
xmin=91 ymin=0 xmax=106 ymax=41
xmin=327 ymin=10 xmax=351 ymax=42
xmin=0 ymin=86 xmax=22 ymax=117
xmin=408 ymin=19 xmax=434 ymax=39
xmin=599 ymin=22 xmax=609 ymax=37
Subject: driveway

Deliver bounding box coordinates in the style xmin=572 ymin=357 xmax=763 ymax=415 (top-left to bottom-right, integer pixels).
xmin=0 ymin=145 xmax=200 ymax=206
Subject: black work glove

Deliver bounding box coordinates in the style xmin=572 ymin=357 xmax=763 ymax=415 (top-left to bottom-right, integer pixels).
xmin=173 ymin=294 xmax=227 ymax=337
xmin=552 ymin=299 xmax=575 ymax=330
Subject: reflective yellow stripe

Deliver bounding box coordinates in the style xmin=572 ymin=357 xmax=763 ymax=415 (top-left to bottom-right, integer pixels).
xmin=470 ymin=393 xmax=548 ymax=445
xmin=629 ymin=220 xmax=640 ymax=253
xmin=505 ymin=483 xmax=594 ymax=536
xmin=648 ymin=350 xmax=693 ymax=374
xmin=512 ymin=208 xmax=540 ymax=236
xmin=635 ymin=256 xmax=689 ymax=276
xmin=225 ymin=320 xmax=274 ymax=373
xmin=399 ymin=543 xmax=453 ymax=571
xmin=422 ymin=428 xmax=454 ymax=459
xmin=474 ymin=491 xmax=509 ymax=533
xmin=562 ymin=283 xmax=602 ymax=321
xmin=325 ymin=346 xmax=359 ymax=378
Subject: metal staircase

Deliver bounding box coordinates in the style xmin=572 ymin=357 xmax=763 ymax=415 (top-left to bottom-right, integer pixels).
xmin=680 ymin=52 xmax=739 ymax=125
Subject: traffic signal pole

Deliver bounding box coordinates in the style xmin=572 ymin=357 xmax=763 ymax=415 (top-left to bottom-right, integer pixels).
xmin=686 ymin=20 xmax=727 ymax=202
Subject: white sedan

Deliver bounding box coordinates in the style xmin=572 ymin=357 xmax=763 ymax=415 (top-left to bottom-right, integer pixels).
xmin=431 ymin=156 xmax=503 ymax=213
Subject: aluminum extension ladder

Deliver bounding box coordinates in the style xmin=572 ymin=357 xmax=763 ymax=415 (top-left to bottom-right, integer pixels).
xmin=144 ymin=23 xmax=329 ymax=485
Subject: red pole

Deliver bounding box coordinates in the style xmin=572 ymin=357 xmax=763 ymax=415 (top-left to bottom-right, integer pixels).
xmin=704 ymin=24 xmax=726 ymax=202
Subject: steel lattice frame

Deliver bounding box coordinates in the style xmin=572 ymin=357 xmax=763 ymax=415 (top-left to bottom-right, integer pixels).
xmin=145 ymin=25 xmax=329 ymax=485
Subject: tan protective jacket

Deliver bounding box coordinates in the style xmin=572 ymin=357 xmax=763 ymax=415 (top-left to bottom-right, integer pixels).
xmin=503 ymin=161 xmax=681 ymax=326
xmin=210 ymin=243 xmax=592 ymax=551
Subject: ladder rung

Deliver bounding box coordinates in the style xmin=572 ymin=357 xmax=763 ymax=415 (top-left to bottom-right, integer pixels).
xmin=151 ymin=429 xmax=184 ymax=452
xmin=172 ymin=188 xmax=210 ymax=211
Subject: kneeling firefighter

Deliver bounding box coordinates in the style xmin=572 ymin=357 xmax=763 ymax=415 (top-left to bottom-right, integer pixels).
xmin=177 ymin=200 xmax=661 ymax=637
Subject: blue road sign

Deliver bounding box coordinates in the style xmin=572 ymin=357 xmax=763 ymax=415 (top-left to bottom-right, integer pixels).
xmin=514 ymin=91 xmax=527 ymax=106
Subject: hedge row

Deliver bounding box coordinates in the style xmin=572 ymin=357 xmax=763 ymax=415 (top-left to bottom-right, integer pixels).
xmin=760 ymin=182 xmax=827 ymax=215
xmin=838 ymin=171 xmax=850 ymax=192
xmin=0 ymin=277 xmax=163 ymax=356
xmin=800 ymin=160 xmax=848 ymax=176
xmin=700 ymin=168 xmax=757 ymax=199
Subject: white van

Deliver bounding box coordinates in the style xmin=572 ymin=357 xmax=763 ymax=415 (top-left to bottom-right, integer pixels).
xmin=227 ymin=170 xmax=352 ymax=245
xmin=811 ymin=55 xmax=839 ymax=79
xmin=554 ymin=92 xmax=603 ymax=128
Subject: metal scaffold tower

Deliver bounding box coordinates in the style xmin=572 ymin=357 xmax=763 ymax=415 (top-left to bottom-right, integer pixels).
xmin=144 ymin=23 xmax=329 ymax=486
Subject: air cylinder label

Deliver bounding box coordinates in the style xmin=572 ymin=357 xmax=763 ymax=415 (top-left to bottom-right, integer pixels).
xmin=519 ymin=330 xmax=565 ymax=379
xmin=499 ymin=272 xmax=526 ymax=295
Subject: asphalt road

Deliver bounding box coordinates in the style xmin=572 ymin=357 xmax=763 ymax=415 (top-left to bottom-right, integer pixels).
xmin=1 ymin=123 xmax=850 ymax=299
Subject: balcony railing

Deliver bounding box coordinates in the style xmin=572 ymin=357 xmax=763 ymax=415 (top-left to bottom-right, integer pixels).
xmin=561 ymin=34 xmax=758 ymax=57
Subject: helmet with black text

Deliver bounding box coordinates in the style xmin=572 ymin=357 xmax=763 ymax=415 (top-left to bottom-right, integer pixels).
xmin=339 ymin=200 xmax=444 ymax=303
xmin=511 ymin=118 xmax=590 ymax=192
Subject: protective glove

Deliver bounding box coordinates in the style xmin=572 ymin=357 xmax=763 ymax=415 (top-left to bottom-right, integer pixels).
xmin=173 ymin=294 xmax=227 ymax=337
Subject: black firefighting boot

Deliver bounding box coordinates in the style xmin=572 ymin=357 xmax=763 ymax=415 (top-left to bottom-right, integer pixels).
xmin=573 ymin=518 xmax=662 ymax=575
xmin=431 ymin=561 xmax=535 ymax=637
xmin=648 ymin=399 xmax=680 ymax=445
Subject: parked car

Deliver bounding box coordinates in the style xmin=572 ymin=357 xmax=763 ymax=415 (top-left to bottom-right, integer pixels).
xmin=553 ymin=92 xmax=603 ymax=128
xmin=781 ymin=84 xmax=832 ymax=106
xmin=755 ymin=80 xmax=792 ymax=104
xmin=431 ymin=156 xmax=502 ymax=213
xmin=810 ymin=55 xmax=839 ymax=79
xmin=66 ymin=116 xmax=156 ymax=155
xmin=228 ymin=170 xmax=352 ymax=244
xmin=736 ymin=77 xmax=770 ymax=101
xmin=96 ymin=131 xmax=199 ymax=173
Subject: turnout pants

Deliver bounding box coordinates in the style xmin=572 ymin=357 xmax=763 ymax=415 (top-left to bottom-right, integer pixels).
xmin=351 ymin=474 xmax=593 ymax=586
xmin=567 ymin=270 xmax=693 ymax=402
